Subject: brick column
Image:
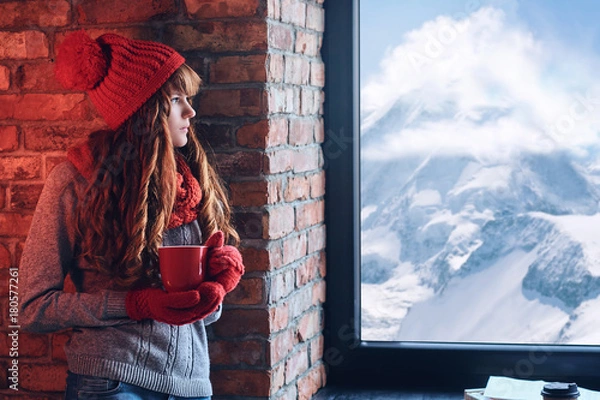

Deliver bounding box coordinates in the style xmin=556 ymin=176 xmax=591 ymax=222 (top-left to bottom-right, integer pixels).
xmin=203 ymin=0 xmax=327 ymax=398
xmin=0 ymin=0 xmax=325 ymax=399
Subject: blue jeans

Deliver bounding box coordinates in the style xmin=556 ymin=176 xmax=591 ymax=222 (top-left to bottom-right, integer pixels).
xmin=65 ymin=371 xmax=211 ymax=400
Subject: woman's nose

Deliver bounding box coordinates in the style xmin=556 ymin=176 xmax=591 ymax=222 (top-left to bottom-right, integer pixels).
xmin=184 ymin=100 xmax=196 ymax=119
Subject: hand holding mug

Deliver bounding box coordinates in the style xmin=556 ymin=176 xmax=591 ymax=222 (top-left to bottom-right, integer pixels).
xmin=204 ymin=231 xmax=245 ymax=293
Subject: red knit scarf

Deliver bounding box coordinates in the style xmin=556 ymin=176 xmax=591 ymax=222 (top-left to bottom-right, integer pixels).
xmin=67 ymin=143 xmax=202 ymax=230
xmin=168 ymin=154 xmax=202 ymax=229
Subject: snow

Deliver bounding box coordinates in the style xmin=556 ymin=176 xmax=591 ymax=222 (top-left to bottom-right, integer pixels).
xmin=360 ymin=152 xmax=600 ymax=343
xmin=446 ymin=239 xmax=483 ymax=271
xmin=361 ymin=225 xmax=401 ymax=262
xmin=395 ymin=250 xmax=570 ymax=343
xmin=531 ymin=212 xmax=600 ymax=276
xmin=362 ymin=262 xmax=434 ymax=340
xmin=449 ymin=163 xmax=512 ymax=196
xmin=560 ymin=296 xmax=600 ymax=344
xmin=361 ymin=205 xmax=378 ymax=222
xmin=410 ymin=189 xmax=442 ymax=208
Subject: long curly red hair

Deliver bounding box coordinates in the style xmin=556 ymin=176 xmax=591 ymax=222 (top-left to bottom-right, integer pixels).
xmin=74 ymin=64 xmax=239 ymax=289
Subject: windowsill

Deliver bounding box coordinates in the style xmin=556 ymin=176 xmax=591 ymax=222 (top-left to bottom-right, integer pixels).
xmin=313 ymin=385 xmax=463 ymax=399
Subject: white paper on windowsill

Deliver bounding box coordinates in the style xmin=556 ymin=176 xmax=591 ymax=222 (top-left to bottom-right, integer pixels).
xmin=483 ymin=377 xmax=600 ymax=400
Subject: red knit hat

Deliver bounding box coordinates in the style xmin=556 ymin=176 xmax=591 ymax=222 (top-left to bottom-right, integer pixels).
xmin=54 ymin=30 xmax=185 ymax=130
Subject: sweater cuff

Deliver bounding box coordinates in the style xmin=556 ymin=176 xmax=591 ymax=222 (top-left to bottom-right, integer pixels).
xmin=204 ymin=303 xmax=222 ymax=326
xmin=103 ymin=290 xmax=129 ymax=319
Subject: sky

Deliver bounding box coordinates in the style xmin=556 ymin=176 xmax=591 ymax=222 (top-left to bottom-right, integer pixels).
xmin=360 ymin=0 xmax=600 ymax=81
xmin=360 ymin=0 xmax=600 ymax=161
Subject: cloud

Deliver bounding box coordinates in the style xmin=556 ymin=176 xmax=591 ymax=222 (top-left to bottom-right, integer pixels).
xmin=361 ymin=6 xmax=600 ymax=161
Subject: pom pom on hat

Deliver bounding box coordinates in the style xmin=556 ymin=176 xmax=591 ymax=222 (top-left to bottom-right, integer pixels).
xmin=52 ymin=30 xmax=185 ymax=130
xmin=55 ymin=30 xmax=107 ymax=91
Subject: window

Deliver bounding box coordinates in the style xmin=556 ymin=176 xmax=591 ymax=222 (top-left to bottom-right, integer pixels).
xmin=324 ymin=0 xmax=600 ymax=389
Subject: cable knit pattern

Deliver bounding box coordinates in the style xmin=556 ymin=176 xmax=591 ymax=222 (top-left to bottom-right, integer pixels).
xmin=55 ymin=31 xmax=185 ymax=130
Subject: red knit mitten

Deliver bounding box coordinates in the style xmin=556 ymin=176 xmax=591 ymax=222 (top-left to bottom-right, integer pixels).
xmin=195 ymin=281 xmax=226 ymax=318
xmin=126 ymin=288 xmax=204 ymax=325
xmin=204 ymin=231 xmax=245 ymax=293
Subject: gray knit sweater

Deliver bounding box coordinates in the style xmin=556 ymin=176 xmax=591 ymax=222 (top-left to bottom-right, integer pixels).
xmin=19 ymin=161 xmax=221 ymax=397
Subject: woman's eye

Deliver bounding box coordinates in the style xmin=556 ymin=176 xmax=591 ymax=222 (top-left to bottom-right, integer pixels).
xmin=171 ymin=97 xmax=180 ymax=104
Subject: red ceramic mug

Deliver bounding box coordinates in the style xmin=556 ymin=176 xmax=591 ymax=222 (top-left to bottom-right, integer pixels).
xmin=159 ymin=245 xmax=208 ymax=292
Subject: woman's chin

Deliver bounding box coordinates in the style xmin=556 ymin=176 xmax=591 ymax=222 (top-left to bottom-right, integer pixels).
xmin=173 ymin=137 xmax=188 ymax=148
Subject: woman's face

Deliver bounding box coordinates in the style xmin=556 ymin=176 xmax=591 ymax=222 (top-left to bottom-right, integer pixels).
xmin=167 ymin=89 xmax=196 ymax=148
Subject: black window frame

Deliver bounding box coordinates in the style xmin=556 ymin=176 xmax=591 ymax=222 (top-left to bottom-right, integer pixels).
xmin=322 ymin=0 xmax=600 ymax=391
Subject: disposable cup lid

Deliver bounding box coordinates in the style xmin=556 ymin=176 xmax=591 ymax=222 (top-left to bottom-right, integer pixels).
xmin=541 ymin=383 xmax=580 ymax=398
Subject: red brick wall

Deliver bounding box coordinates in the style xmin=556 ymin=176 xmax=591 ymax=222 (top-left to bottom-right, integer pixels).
xmin=0 ymin=0 xmax=326 ymax=398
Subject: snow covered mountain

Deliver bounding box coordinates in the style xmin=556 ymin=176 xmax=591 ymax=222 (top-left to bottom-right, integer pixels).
xmin=359 ymin=2 xmax=600 ymax=344
xmin=361 ymin=143 xmax=600 ymax=343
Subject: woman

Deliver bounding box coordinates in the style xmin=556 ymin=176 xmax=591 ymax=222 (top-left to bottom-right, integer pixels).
xmin=19 ymin=30 xmax=244 ymax=399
